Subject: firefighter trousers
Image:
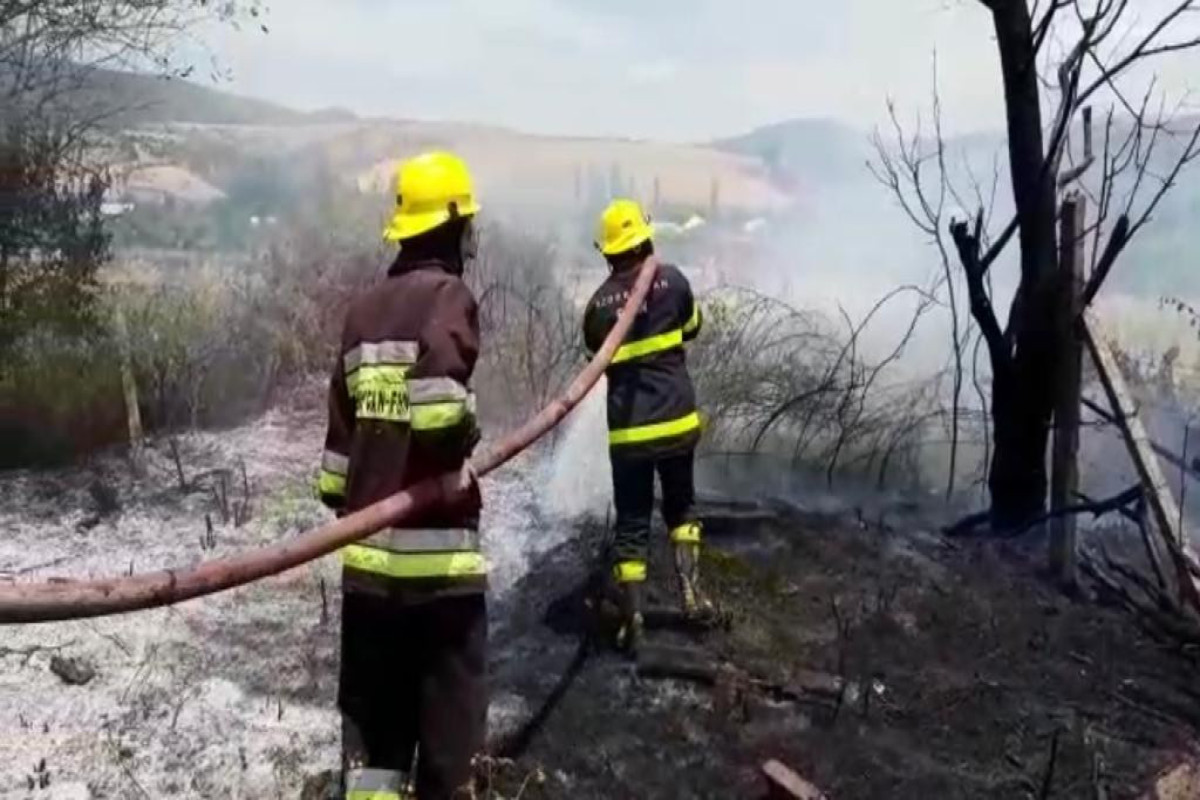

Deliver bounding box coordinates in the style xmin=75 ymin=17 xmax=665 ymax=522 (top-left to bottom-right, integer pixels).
xmin=339 ymin=589 xmax=487 ymax=800
xmin=611 ymin=448 xmax=698 ymax=567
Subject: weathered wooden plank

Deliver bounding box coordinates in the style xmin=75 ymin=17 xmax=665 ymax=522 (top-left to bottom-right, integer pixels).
xmin=1082 ymin=310 xmax=1200 ymax=608
xmin=762 ymin=759 xmax=828 ymax=800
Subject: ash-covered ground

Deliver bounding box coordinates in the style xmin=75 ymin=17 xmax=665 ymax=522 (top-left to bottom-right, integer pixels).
xmin=2 ymin=386 xmax=1199 ymax=799
xmin=0 ymin=385 xmax=577 ymax=799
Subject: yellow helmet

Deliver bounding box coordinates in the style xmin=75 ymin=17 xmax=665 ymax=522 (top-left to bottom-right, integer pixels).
xmin=595 ymin=198 xmax=654 ymax=256
xmin=382 ymin=151 xmax=480 ymax=242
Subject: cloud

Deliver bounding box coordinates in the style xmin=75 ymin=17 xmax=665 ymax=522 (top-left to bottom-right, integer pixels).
xmin=628 ymin=59 xmax=680 ymax=85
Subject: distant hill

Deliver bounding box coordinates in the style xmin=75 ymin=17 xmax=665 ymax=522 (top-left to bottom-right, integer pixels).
xmin=74 ymin=68 xmax=357 ymax=127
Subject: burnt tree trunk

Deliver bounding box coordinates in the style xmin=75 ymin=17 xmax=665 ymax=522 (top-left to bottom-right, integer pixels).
xmin=984 ymin=1 xmax=1061 ymax=529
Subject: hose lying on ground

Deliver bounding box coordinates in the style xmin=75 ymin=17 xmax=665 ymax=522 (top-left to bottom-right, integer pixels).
xmin=0 ymin=258 xmax=661 ymax=624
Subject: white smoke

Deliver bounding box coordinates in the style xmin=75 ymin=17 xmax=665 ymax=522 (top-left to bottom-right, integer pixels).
xmin=538 ymin=376 xmax=613 ymax=521
xmin=479 ymin=377 xmax=613 ymax=599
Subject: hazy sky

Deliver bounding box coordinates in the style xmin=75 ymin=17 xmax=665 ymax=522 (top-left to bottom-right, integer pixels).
xmin=196 ymin=0 xmax=1200 ymax=141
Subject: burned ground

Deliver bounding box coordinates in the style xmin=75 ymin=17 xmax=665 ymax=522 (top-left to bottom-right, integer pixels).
xmin=2 ymin=404 xmax=1198 ymax=799
xmin=486 ymin=502 xmax=1200 ymax=800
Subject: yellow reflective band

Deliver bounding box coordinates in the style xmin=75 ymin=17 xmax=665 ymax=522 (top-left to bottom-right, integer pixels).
xmin=609 ymin=411 xmax=701 ymax=446
xmin=341 ymin=546 xmax=487 ymax=579
xmin=614 ymin=560 xmax=647 ymax=583
xmin=349 ymin=365 xmax=410 ymax=422
xmin=318 ymin=469 xmax=346 ymax=497
xmin=410 ymin=400 xmax=467 ymax=431
xmin=347 ymin=790 xmax=405 ymax=800
xmin=682 ymin=304 xmax=702 ymax=336
xmin=611 ymin=328 xmax=684 ymax=365
xmin=345 ymin=768 xmax=407 ymax=800
xmin=671 ymin=522 xmax=702 ymax=544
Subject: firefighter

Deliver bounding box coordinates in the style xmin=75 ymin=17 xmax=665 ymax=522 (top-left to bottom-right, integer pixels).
xmin=316 ymin=151 xmax=487 ymax=800
xmin=582 ymin=198 xmax=713 ymax=652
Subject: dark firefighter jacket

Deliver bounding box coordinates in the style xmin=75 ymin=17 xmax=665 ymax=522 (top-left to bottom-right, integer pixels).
xmin=583 ymin=261 xmax=702 ymax=461
xmin=318 ymin=256 xmax=484 ymax=597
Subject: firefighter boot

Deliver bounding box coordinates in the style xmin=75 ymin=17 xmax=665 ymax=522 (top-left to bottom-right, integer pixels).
xmin=615 ymin=582 xmax=643 ymax=653
xmin=673 ymin=540 xmax=716 ymax=621
xmin=611 ymin=562 xmax=645 ymax=654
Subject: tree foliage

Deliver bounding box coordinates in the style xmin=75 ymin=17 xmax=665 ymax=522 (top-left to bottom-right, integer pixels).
xmin=0 ymin=0 xmax=262 ymax=363
xmin=0 ymin=124 xmax=109 ymax=366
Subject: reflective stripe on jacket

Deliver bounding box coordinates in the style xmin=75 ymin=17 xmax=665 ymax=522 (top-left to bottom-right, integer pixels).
xmin=341 ymin=528 xmax=485 ymax=580
xmin=318 ymin=256 xmax=484 ymax=589
xmin=583 ymin=262 xmax=702 ymax=460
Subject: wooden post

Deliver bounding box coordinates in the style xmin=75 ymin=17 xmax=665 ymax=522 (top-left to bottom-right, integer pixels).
xmin=113 ymin=306 xmax=143 ymax=459
xmin=1050 ymin=196 xmax=1085 ymax=587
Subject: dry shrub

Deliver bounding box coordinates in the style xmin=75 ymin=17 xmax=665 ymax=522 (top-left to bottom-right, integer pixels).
xmin=0 ymin=220 xmax=578 ymax=466
xmin=0 ymin=229 xmax=383 ymax=468
xmin=2 ymin=216 xmax=943 ymax=487
xmin=691 ymin=287 xmax=937 ymax=490
xmin=468 ymin=225 xmax=582 ymax=431
xmin=110 ymin=231 xmax=383 ymax=431
xmin=462 ymin=242 xmax=942 ymax=489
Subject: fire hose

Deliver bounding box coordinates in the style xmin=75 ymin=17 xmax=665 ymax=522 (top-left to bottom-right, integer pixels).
xmin=0 ymin=258 xmax=661 ymax=624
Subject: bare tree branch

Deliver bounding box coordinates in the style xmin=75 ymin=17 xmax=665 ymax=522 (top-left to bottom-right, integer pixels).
xmin=950 ymin=214 xmax=1010 ymax=369
xmin=1034 ymin=0 xmax=1073 ymax=54
xmin=1077 ymin=1 xmax=1200 ymax=106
